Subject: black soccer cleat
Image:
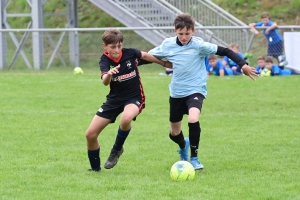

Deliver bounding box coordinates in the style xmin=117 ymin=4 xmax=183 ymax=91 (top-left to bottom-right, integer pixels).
xmin=88 ymin=167 xmax=101 ymax=172
xmin=104 ymin=147 xmax=124 ymax=169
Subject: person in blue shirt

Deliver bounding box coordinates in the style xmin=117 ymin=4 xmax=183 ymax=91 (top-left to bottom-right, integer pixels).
xmin=148 ymin=13 xmax=257 ymax=170
xmin=249 ymin=12 xmax=283 ymax=65
xmin=265 ymin=56 xmax=300 ymax=76
xmin=255 ymin=56 xmax=266 ymax=75
xmin=206 ymin=54 xmax=233 ymax=76
xmin=222 ymin=43 xmax=245 ymax=75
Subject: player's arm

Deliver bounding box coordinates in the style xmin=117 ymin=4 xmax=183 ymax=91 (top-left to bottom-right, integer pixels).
xmin=140 ymin=51 xmax=172 ymax=68
xmin=216 ymin=46 xmax=258 ymax=80
xmin=219 ymin=68 xmax=225 ymax=77
xmin=265 ymin=22 xmax=277 ymax=34
xmin=102 ymin=64 xmax=120 ymax=86
xmin=249 ymin=23 xmax=260 ymax=35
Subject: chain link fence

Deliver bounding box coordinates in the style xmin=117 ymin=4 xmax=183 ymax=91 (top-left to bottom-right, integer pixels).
xmin=1 ymin=26 xmax=299 ymax=73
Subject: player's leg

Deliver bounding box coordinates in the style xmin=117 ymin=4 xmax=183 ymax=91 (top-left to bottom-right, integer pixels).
xmin=169 ymin=96 xmax=189 ymax=161
xmin=186 ymin=93 xmax=205 ymax=170
xmin=85 ymin=115 xmax=111 ymax=172
xmin=104 ymin=101 xmax=141 ymax=169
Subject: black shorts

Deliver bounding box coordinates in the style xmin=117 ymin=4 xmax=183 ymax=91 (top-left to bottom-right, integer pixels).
xmin=96 ymin=98 xmax=145 ymax=123
xmin=169 ymin=93 xmax=205 ymax=123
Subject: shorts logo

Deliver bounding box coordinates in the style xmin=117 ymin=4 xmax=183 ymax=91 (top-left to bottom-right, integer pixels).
xmin=194 ymin=97 xmax=199 ymax=100
xmin=136 ymin=101 xmax=140 ymax=105
xmin=98 ymin=108 xmax=103 ymax=113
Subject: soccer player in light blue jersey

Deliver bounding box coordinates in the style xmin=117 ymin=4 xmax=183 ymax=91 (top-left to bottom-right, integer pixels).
xmin=148 ymin=13 xmax=257 ymax=170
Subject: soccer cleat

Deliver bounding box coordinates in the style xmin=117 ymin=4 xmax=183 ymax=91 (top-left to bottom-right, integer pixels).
xmin=190 ymin=157 xmax=204 ymax=170
xmin=177 ymin=137 xmax=190 ymax=161
xmin=104 ymin=147 xmax=124 ymax=169
xmin=88 ymin=168 xmax=101 ymax=172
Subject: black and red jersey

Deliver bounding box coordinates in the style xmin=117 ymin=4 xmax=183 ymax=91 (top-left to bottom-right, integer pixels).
xmin=99 ymin=48 xmax=145 ymax=101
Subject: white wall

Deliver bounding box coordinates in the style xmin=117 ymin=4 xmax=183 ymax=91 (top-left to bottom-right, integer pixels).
xmin=284 ymin=32 xmax=300 ymax=71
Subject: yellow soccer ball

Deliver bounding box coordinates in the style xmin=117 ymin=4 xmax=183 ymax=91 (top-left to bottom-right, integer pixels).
xmin=261 ymin=68 xmax=271 ymax=77
xmin=170 ymin=161 xmax=195 ymax=181
xmin=73 ymin=67 xmax=84 ymax=75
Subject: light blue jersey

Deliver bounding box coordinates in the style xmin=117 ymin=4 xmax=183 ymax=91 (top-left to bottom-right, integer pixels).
xmin=149 ymin=36 xmax=217 ymax=98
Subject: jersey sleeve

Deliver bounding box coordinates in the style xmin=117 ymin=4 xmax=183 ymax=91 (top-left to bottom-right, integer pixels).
xmin=130 ymin=48 xmax=142 ymax=59
xmin=254 ymin=22 xmax=263 ymax=27
xmin=267 ymin=21 xmax=274 ymax=26
xmin=99 ymin=56 xmax=111 ymax=79
xmin=272 ymin=65 xmax=280 ymax=75
xmin=223 ymin=56 xmax=229 ymax=63
xmin=198 ymin=41 xmax=218 ymax=56
xmin=148 ymin=41 xmax=168 ymax=59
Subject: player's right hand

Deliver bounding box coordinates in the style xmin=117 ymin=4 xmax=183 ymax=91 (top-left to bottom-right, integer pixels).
xmin=108 ymin=64 xmax=120 ymax=76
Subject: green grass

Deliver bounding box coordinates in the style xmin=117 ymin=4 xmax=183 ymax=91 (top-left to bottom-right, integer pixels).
xmin=1 ymin=68 xmax=300 ymax=199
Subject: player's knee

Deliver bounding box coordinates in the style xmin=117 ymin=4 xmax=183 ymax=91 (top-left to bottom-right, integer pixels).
xmin=85 ymin=129 xmax=98 ymax=141
xmin=120 ymin=115 xmax=133 ymax=126
xmin=188 ymin=117 xmax=199 ymax=123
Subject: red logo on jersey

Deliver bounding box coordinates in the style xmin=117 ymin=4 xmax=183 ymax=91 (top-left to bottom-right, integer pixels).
xmin=117 ymin=70 xmax=136 ymax=82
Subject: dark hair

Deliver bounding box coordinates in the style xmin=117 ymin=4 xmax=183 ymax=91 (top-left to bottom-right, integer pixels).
xmin=208 ymin=54 xmax=218 ymax=60
xmin=261 ymin=12 xmax=270 ymax=19
xmin=265 ymin=56 xmax=273 ymax=63
xmin=257 ymin=56 xmax=265 ymax=61
xmin=174 ymin=13 xmax=195 ymax=31
xmin=102 ymin=29 xmax=123 ymax=45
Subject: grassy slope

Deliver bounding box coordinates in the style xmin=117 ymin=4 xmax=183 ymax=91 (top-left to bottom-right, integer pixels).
xmin=5 ymin=0 xmax=300 ymax=28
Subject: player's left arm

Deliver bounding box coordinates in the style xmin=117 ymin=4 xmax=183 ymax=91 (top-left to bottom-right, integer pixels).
xmin=265 ymin=22 xmax=278 ymax=34
xmin=216 ymin=46 xmax=258 ymax=81
xmin=140 ymin=51 xmax=172 ymax=69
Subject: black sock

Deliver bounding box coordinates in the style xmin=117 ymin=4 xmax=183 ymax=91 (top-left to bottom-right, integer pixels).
xmin=169 ymin=131 xmax=185 ymax=149
xmin=113 ymin=126 xmax=130 ymax=151
xmin=88 ymin=148 xmax=101 ymax=170
xmin=189 ymin=122 xmax=201 ymax=157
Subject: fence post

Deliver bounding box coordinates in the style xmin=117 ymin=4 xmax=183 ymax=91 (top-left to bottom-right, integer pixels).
xmin=0 ymin=0 xmax=7 ymax=69
xmin=32 ymin=0 xmax=44 ymax=69
xmin=68 ymin=0 xmax=79 ymax=67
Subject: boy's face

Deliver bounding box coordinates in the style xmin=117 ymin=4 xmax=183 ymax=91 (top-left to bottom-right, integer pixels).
xmin=257 ymin=59 xmax=266 ymax=68
xmin=230 ymin=47 xmax=239 ymax=53
xmin=265 ymin=62 xmax=273 ymax=70
xmin=209 ymin=59 xmax=217 ymax=67
xmin=174 ymin=27 xmax=195 ymax=45
xmin=102 ymin=42 xmax=123 ymax=60
xmin=262 ymin=17 xmax=270 ymax=25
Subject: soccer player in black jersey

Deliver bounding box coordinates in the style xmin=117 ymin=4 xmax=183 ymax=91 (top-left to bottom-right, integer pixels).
xmin=85 ymin=29 xmax=172 ymax=172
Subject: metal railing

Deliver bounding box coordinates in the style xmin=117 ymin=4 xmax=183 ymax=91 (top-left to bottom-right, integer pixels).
xmin=0 ymin=26 xmax=299 ymax=71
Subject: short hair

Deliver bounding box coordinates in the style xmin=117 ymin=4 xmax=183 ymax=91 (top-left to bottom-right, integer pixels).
xmin=265 ymin=56 xmax=273 ymax=63
xmin=102 ymin=29 xmax=123 ymax=45
xmin=261 ymin=12 xmax=270 ymax=19
xmin=174 ymin=13 xmax=195 ymax=31
xmin=257 ymin=56 xmax=265 ymax=61
xmin=229 ymin=43 xmax=239 ymax=49
xmin=208 ymin=54 xmax=218 ymax=60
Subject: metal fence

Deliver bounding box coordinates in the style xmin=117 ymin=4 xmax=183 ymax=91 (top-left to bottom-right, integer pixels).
xmin=0 ymin=26 xmax=299 ymax=72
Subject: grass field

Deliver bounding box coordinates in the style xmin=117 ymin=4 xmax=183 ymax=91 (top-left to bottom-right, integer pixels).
xmin=1 ymin=68 xmax=300 ymax=200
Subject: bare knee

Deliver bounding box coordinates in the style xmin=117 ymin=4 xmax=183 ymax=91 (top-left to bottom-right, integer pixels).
xmin=120 ymin=116 xmax=132 ymax=130
xmin=85 ymin=129 xmax=98 ymax=142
